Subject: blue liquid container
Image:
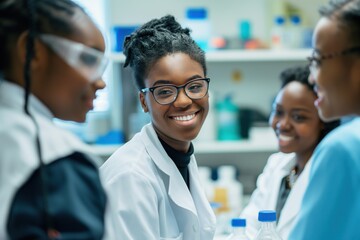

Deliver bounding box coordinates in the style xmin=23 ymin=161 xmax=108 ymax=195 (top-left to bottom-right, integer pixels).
xmin=216 ymin=95 xmax=241 ymax=141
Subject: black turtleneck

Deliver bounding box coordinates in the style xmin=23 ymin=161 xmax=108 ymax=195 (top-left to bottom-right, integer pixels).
xmin=158 ymin=138 xmax=194 ymax=189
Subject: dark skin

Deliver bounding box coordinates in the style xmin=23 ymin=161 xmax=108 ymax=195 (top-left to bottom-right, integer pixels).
xmin=270 ymin=81 xmax=324 ymax=174
xmin=140 ymin=53 xmax=209 ymax=152
xmin=4 ymin=8 xmax=106 ymax=123
xmin=308 ymin=15 xmax=360 ymax=121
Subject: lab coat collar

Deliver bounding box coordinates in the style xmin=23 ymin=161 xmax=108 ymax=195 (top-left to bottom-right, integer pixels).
xmin=0 ymin=80 xmax=100 ymax=166
xmin=140 ymin=124 xmax=198 ymax=216
xmin=268 ymin=153 xmax=296 ymax=209
xmin=277 ymin=158 xmax=312 ymax=231
xmin=0 ymin=80 xmax=53 ymax=120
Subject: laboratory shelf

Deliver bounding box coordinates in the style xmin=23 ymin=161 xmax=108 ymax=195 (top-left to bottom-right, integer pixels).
xmin=90 ymin=138 xmax=277 ymax=158
xmin=110 ymin=49 xmax=311 ymax=63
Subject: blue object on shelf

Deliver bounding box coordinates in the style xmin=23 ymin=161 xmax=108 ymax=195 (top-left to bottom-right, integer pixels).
xmin=113 ymin=26 xmax=138 ymax=52
xmin=95 ymin=130 xmax=125 ymax=144
xmin=186 ymin=8 xmax=207 ymax=19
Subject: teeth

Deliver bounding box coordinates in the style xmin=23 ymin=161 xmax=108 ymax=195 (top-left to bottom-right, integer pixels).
xmin=173 ymin=114 xmax=195 ymax=121
xmin=278 ymin=134 xmax=294 ymax=141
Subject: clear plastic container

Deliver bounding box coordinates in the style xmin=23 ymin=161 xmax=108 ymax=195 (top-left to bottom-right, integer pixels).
xmin=288 ymin=15 xmax=303 ymax=49
xmin=183 ymin=8 xmax=211 ymax=51
xmin=254 ymin=210 xmax=282 ymax=240
xmin=226 ymin=218 xmax=250 ymax=240
xmin=271 ymin=16 xmax=286 ymax=49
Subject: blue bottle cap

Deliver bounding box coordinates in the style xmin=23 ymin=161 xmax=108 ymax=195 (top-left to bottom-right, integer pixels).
xmin=258 ymin=210 xmax=277 ymax=222
xmin=186 ymin=8 xmax=207 ymax=19
xmin=274 ymin=16 xmax=285 ymax=25
xmin=231 ymin=218 xmax=246 ymax=227
xmin=290 ymin=15 xmax=301 ymax=24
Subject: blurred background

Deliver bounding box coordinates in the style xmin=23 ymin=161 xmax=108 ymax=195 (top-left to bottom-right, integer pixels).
xmin=58 ymin=0 xmax=327 ymax=217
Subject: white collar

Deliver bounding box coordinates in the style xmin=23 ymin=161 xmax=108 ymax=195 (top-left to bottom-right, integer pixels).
xmin=0 ymin=80 xmax=53 ymax=120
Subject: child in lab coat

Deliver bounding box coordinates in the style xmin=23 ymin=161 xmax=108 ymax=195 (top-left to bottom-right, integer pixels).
xmin=0 ymin=0 xmax=118 ymax=239
xmin=100 ymin=15 xmax=216 ymax=239
xmin=240 ymin=66 xmax=339 ymax=239
xmin=290 ymin=0 xmax=360 ymax=239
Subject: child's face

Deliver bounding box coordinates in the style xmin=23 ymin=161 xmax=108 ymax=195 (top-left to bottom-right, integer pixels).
xmin=140 ymin=52 xmax=208 ymax=152
xmin=270 ymin=81 xmax=323 ymax=157
xmin=34 ymin=9 xmax=106 ymax=122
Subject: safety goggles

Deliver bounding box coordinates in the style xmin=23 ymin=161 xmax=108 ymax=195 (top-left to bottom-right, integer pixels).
xmin=39 ymin=34 xmax=109 ymax=82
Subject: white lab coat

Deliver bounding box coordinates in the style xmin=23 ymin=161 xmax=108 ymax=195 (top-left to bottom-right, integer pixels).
xmin=100 ymin=123 xmax=216 ymax=240
xmin=0 ymin=80 xmax=119 ymax=240
xmin=240 ymin=152 xmax=311 ymax=240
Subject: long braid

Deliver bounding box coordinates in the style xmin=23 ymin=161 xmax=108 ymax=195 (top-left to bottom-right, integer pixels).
xmin=24 ymin=0 xmax=36 ymax=114
xmin=24 ymin=0 xmax=57 ymax=238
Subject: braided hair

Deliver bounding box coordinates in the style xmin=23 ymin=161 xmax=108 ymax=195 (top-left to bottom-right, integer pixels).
xmin=123 ymin=15 xmax=207 ymax=90
xmin=279 ymin=66 xmax=340 ymax=142
xmin=319 ymin=0 xmax=360 ymax=46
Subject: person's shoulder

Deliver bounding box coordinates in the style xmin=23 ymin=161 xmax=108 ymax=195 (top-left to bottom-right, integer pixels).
xmin=0 ymin=108 xmax=36 ymax=146
xmin=100 ymin=136 xmax=153 ymax=181
xmin=318 ymin=117 xmax=360 ymax=150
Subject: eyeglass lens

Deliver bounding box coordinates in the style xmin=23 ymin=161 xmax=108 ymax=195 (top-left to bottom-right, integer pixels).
xmin=309 ymin=60 xmax=319 ymax=79
xmin=153 ymin=79 xmax=209 ymax=104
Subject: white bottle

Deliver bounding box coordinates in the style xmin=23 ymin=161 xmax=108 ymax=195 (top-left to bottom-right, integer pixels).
xmin=254 ymin=210 xmax=282 ymax=240
xmin=213 ymin=166 xmax=243 ymax=235
xmin=183 ymin=7 xmax=211 ymax=51
xmin=226 ymin=218 xmax=250 ymax=240
xmin=214 ymin=166 xmax=243 ymax=216
xmin=271 ymin=16 xmax=286 ymax=49
xmin=198 ymin=166 xmax=214 ymax=201
xmin=287 ymin=15 xmax=303 ymax=49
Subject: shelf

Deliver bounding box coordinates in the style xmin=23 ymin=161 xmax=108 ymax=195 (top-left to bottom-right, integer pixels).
xmin=110 ymin=49 xmax=311 ymax=63
xmin=90 ymin=138 xmax=277 ymax=158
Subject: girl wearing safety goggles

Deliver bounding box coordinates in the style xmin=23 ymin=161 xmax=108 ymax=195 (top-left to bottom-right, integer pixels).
xmin=0 ymin=0 xmax=117 ymax=239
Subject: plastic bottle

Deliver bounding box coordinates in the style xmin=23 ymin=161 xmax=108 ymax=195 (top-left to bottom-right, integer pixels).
xmin=287 ymin=15 xmax=303 ymax=49
xmin=183 ymin=8 xmax=211 ymax=51
xmin=216 ymin=166 xmax=243 ymax=215
xmin=216 ymin=95 xmax=241 ymax=141
xmin=213 ymin=165 xmax=244 ymax=234
xmin=254 ymin=210 xmax=282 ymax=240
xmin=198 ymin=166 xmax=214 ymax=201
xmin=271 ymin=16 xmax=286 ymax=49
xmin=226 ymin=218 xmax=250 ymax=240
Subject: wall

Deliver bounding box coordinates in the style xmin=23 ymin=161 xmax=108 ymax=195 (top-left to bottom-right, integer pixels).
xmin=107 ymin=0 xmax=328 ymax=45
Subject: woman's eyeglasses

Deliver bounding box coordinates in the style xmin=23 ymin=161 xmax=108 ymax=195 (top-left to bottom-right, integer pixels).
xmin=307 ymin=47 xmax=360 ymax=79
xmin=141 ymin=78 xmax=210 ymax=105
xmin=39 ymin=34 xmax=109 ymax=82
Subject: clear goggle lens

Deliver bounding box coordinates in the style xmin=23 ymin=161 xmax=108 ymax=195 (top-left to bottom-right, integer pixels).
xmin=39 ymin=34 xmax=109 ymax=82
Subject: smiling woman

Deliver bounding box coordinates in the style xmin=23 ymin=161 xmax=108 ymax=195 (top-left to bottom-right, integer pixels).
xmin=100 ymin=15 xmax=216 ymax=240
xmin=240 ymin=66 xmax=339 ymax=240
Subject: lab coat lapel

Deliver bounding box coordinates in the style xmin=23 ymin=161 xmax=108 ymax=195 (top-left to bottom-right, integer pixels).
xmin=141 ymin=124 xmax=197 ymax=216
xmin=277 ymin=159 xmax=312 ymax=232
xmin=269 ymin=156 xmax=296 ymax=209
